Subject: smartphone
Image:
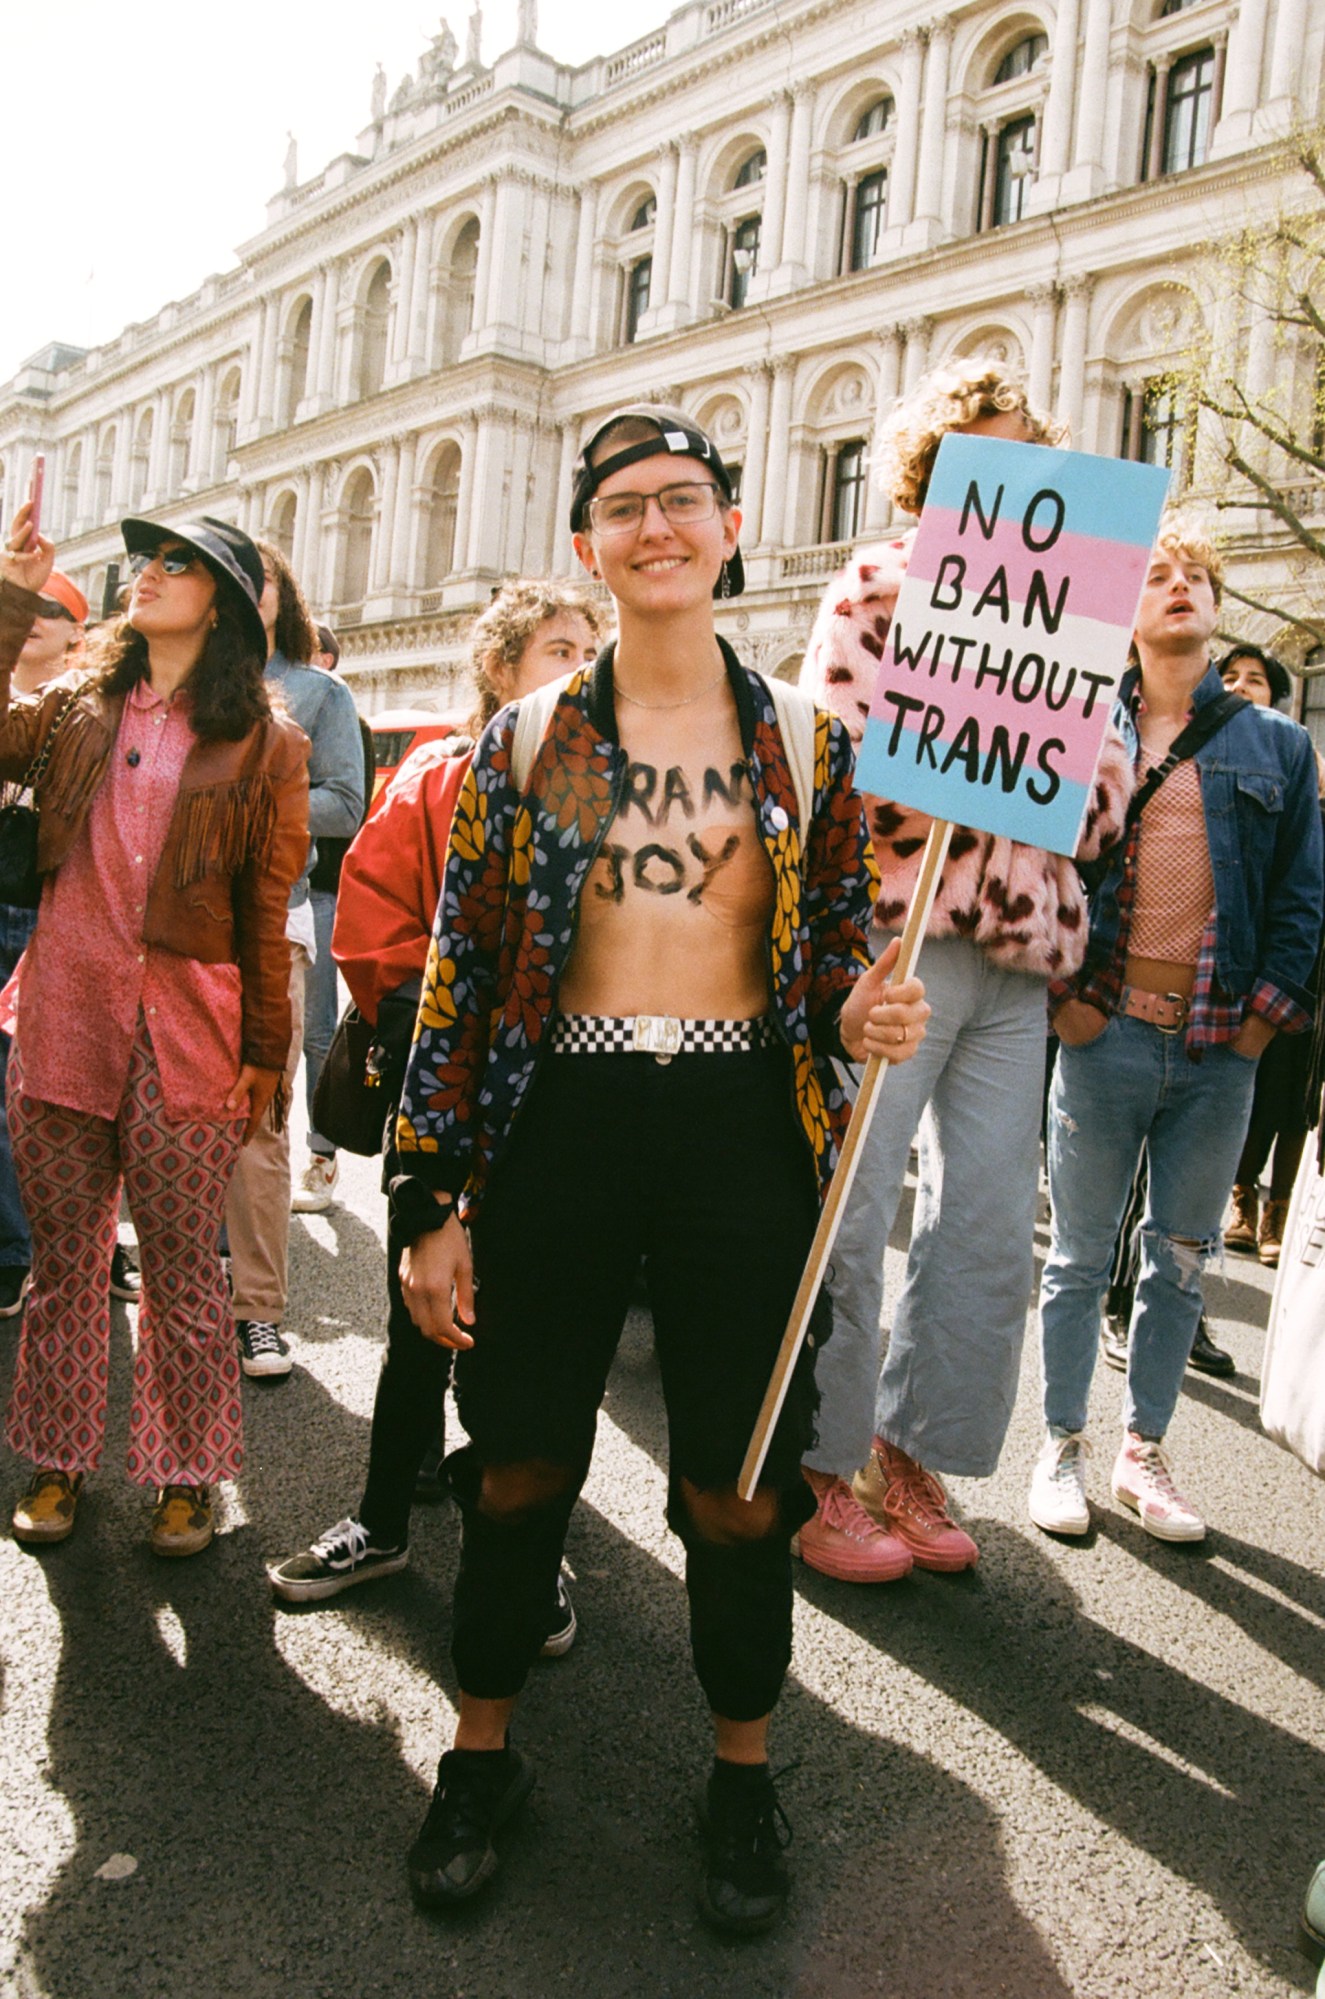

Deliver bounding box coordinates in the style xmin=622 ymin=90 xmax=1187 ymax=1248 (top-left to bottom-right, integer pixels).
xmin=25 ymin=454 xmax=45 ymax=549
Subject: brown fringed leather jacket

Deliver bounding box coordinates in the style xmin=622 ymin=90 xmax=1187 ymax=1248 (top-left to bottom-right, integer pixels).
xmin=0 ymin=578 xmax=311 ymax=1072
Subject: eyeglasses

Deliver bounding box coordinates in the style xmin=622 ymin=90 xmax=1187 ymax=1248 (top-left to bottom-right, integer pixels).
xmin=34 ymin=598 xmax=76 ymax=623
xmin=586 ymin=482 xmax=721 ymax=534
xmin=127 ymin=548 xmax=198 ymax=578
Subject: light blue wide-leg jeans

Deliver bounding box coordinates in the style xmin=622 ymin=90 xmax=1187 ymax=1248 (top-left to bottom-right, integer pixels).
xmin=806 ymin=933 xmax=1047 ymax=1481
xmin=1039 ymin=1013 xmax=1258 ymax=1442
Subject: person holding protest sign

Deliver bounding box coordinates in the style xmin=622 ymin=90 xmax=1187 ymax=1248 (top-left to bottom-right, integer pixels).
xmin=1031 ymin=516 xmax=1322 ymax=1542
xmin=390 ymin=405 xmax=929 ymax=1933
xmin=795 ymin=360 xmax=1133 ymax=1583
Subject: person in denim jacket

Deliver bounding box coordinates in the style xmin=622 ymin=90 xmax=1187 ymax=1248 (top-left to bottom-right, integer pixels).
xmin=1030 ymin=513 xmax=1323 ymax=1544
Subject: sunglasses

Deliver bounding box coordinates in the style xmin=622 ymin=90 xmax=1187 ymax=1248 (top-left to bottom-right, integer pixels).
xmin=34 ymin=598 xmax=76 ymax=623
xmin=127 ymin=548 xmax=199 ymax=578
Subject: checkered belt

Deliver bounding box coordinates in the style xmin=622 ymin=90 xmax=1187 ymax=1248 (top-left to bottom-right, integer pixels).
xmin=549 ymin=1013 xmax=781 ymax=1061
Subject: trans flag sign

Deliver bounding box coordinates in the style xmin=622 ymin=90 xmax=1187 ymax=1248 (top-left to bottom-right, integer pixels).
xmin=853 ymin=435 xmax=1172 ymax=856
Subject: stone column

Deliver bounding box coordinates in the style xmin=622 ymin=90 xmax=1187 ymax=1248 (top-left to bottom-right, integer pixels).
xmin=406 ymin=213 xmax=434 ymax=373
xmin=778 ymin=86 xmax=814 ymax=278
xmin=314 ymin=264 xmax=340 ymax=402
xmin=390 ymin=432 xmax=418 ymax=587
xmin=390 ymin=221 xmax=418 ymax=371
xmin=111 ymin=418 xmax=133 ymax=511
xmin=257 ymin=302 xmax=281 ymax=430
xmin=552 ymin=421 xmax=580 ymax=572
xmin=668 ymin=140 xmax=698 ymax=306
xmin=483 ymin=177 xmax=515 ymax=332
xmin=651 ymin=144 xmax=679 ymax=307
xmin=760 ymin=358 xmax=795 ymax=549
xmin=912 ymin=17 xmax=953 ymax=230
xmin=1038 ymin=0 xmax=1080 ymax=182
xmin=1069 ymin=0 xmax=1111 ymax=183
xmin=371 ymin=442 xmax=400 ymax=594
xmin=238 ymin=305 xmax=264 ymax=436
xmin=471 ymin=178 xmax=497 ymax=337
xmin=504 ymin=419 xmax=535 ymax=574
xmin=453 ymin=418 xmax=479 ymax=571
xmin=189 ymin=366 xmax=215 ymax=487
xmin=757 ymin=92 xmax=792 ymax=288
xmin=77 ymin=428 xmax=96 ymax=524
xmin=1124 ymin=386 xmax=1144 ymax=462
xmin=863 ymin=326 xmax=903 ymax=531
xmin=979 ymin=120 xmax=1000 ymax=233
xmin=740 ymin=363 xmax=773 ymax=549
xmin=1217 ymin=0 xmax=1269 ymax=125
xmin=901 ymin=315 xmax=933 ymax=394
xmin=1210 ymin=30 xmax=1229 ymax=125
xmin=1057 ymin=276 xmax=1093 ymax=440
xmin=465 ymin=414 xmax=497 ymax=570
xmin=1268 ymin=0 xmax=1309 ymax=108
xmin=146 ymin=390 xmax=171 ymax=503
xmin=889 ymin=28 xmax=925 ymax=232
xmin=569 ymin=184 xmax=599 ymax=343
xmin=1028 ymin=284 xmax=1058 ymax=410
xmin=1146 ymin=56 xmax=1173 ymax=181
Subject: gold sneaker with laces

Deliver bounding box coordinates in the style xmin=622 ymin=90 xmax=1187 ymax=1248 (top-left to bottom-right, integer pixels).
xmin=12 ymin=1468 xmax=84 ymax=1544
xmin=151 ymin=1484 xmax=213 ymax=1558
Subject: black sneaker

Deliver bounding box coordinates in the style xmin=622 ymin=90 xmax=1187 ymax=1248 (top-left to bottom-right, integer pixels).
xmin=539 ymin=1572 xmax=577 ymax=1659
xmin=408 ymin=1746 xmax=535 ymax=1910
xmin=236 ymin=1319 xmax=291 ymax=1378
xmin=109 ymin=1244 xmax=141 ymax=1300
xmin=269 ymin=1516 xmax=408 ymax=1603
xmin=0 ymin=1266 xmax=29 ymax=1319
xmin=413 ymin=1428 xmax=448 ymax=1504
xmin=1100 ymin=1310 xmax=1129 ymax=1372
xmin=697 ymin=1762 xmax=792 ymax=1937
xmin=1188 ymin=1316 xmax=1236 ymax=1378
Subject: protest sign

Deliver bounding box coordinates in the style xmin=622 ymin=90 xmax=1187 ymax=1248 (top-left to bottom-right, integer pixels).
xmin=853 ymin=436 xmax=1171 ymax=856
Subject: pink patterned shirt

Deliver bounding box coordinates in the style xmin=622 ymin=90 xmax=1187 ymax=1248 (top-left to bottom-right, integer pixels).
xmin=14 ymin=678 xmax=242 ymax=1120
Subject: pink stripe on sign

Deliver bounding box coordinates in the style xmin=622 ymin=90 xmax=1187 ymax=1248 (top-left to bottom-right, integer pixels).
xmin=879 ymin=648 xmax=1109 ymax=788
xmin=907 ymin=510 xmax=1151 ymax=630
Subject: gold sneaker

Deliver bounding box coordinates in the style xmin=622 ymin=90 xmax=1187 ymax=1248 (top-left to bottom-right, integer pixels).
xmin=151 ymin=1484 xmax=214 ymax=1558
xmin=12 ymin=1468 xmax=83 ymax=1544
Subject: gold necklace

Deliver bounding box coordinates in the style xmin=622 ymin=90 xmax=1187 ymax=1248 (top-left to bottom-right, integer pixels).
xmin=614 ymin=664 xmax=727 ymax=711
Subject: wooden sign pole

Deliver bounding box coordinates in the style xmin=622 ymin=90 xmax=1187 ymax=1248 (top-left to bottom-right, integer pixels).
xmin=737 ymin=816 xmax=955 ymax=1502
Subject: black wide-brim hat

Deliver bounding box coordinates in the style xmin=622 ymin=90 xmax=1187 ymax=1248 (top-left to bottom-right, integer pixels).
xmin=120 ymin=514 xmax=268 ymax=659
xmin=569 ymin=404 xmax=746 ymax=599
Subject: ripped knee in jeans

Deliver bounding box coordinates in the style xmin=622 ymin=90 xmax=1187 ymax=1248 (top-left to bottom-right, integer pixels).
xmin=1141 ymin=1223 xmax=1223 ymax=1284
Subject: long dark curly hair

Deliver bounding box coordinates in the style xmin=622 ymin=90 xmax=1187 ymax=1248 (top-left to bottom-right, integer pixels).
xmin=256 ymin=540 xmax=319 ymax=665
xmin=84 ymin=589 xmax=272 ymax=742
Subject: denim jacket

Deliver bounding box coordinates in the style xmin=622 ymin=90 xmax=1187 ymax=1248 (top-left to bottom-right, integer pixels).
xmin=394 ymin=642 xmax=878 ymax=1221
xmin=1078 ymin=664 xmax=1323 ymax=1032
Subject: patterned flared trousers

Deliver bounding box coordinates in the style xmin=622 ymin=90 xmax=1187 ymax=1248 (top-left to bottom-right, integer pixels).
xmin=6 ymin=1016 xmax=247 ymax=1485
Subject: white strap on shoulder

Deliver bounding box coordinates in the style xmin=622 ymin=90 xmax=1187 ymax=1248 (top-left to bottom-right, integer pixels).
xmin=762 ymin=673 xmax=818 ymax=834
xmin=510 ymin=672 xmax=576 ymax=791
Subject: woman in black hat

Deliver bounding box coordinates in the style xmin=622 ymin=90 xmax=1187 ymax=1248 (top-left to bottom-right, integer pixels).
xmin=0 ymin=503 xmax=309 ymax=1557
xmin=390 ymin=406 xmax=929 ymax=1934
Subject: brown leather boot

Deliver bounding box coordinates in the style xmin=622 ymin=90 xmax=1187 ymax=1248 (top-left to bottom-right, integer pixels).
xmin=1224 ymin=1184 xmax=1258 ymax=1254
xmin=1258 ymin=1198 xmax=1290 ymax=1269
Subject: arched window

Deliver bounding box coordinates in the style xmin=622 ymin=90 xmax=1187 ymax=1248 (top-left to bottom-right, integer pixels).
xmin=95 ymin=429 xmax=116 ymax=518
xmin=994 ymin=33 xmax=1047 ymax=84
xmin=269 ymin=491 xmax=298 ymax=565
xmin=1157 ymin=46 xmax=1216 ymax=175
xmin=425 ymin=444 xmax=461 ymax=582
xmin=733 ymin=148 xmax=766 ymax=190
xmin=130 ymin=410 xmax=153 ymax=507
xmin=1160 ymin=0 xmax=1201 ymax=12
xmin=630 ymin=196 xmax=657 ymax=230
xmin=357 ymin=262 xmax=392 ymax=400
xmin=168 ymin=390 xmax=193 ymax=494
xmin=287 ymin=299 xmax=313 ymax=420
xmin=338 ymin=469 xmax=376 ymax=604
xmin=854 ymin=96 xmax=893 ymax=141
xmin=439 ymin=220 xmax=480 ymax=367
xmin=625 ymin=257 xmax=652 ymax=342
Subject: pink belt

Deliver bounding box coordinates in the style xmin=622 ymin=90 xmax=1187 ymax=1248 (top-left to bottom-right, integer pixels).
xmin=1119 ymin=985 xmax=1190 ymax=1033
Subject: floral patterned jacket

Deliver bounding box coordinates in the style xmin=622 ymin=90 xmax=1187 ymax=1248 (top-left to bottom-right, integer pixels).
xmin=394 ymin=641 xmax=879 ymax=1221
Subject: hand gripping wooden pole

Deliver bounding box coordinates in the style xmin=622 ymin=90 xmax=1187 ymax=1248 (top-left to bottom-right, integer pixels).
xmin=738 ymin=817 xmax=955 ymax=1501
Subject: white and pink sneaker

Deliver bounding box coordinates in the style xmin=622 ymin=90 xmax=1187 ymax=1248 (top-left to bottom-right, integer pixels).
xmin=1111 ymin=1433 xmax=1205 ymax=1543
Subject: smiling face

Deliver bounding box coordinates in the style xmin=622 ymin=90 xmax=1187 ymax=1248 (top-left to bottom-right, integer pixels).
xmin=572 ymin=451 xmax=741 ymax=618
xmin=1133 ymin=548 xmax=1219 ymax=656
xmin=127 ymin=539 xmax=219 ymax=654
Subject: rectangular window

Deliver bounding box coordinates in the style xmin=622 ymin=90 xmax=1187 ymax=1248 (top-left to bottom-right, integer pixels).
xmin=830 ymin=440 xmax=867 ymax=542
xmin=729 ymin=215 xmax=761 ymax=309
xmin=993 ymin=117 xmax=1036 ymax=227
xmin=850 ymin=170 xmax=887 ymax=271
xmin=625 ymin=256 xmax=652 ymax=343
xmin=1140 ymin=379 xmax=1192 ymax=488
xmin=1163 ymin=48 xmax=1214 ymax=173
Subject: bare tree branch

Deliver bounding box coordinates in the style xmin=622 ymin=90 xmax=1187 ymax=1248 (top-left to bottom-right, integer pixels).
xmin=1221 ymin=578 xmax=1325 ymax=646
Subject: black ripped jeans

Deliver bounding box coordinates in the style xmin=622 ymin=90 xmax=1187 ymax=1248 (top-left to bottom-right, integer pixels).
xmin=449 ymin=1041 xmax=824 ymax=1721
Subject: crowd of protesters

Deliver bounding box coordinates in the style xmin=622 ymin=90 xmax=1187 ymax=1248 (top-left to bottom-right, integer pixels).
xmin=1 ymin=357 xmax=1322 ymax=1958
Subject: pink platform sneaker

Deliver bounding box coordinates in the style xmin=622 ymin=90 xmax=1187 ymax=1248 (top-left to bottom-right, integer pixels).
xmin=793 ymin=1467 xmax=913 ymax=1583
xmin=853 ymin=1438 xmax=979 ymax=1572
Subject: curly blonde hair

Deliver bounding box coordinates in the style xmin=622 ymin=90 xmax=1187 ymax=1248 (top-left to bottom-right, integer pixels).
xmin=883 ymin=358 xmax=1067 ymax=517
xmin=467 ymin=579 xmax=609 ymax=733
xmin=1154 ymin=509 xmax=1225 ymax=605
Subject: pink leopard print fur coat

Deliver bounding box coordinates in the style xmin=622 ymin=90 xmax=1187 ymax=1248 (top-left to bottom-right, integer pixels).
xmin=800 ymin=537 xmax=1133 ymax=980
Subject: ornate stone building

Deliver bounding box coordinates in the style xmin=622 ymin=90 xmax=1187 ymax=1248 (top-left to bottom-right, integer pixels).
xmin=1 ymin=0 xmax=1321 ymax=719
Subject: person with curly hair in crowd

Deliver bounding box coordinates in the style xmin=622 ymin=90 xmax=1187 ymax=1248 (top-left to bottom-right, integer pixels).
xmin=0 ymin=504 xmax=308 ymax=1555
xmin=795 ymin=358 xmax=1133 ymax=1583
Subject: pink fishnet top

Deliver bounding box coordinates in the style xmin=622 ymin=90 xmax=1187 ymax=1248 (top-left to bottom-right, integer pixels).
xmin=1128 ymin=746 xmax=1216 ymax=965
xmin=12 ymin=678 xmax=241 ymax=1119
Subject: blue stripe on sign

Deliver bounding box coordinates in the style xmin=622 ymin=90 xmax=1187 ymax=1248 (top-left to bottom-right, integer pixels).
xmin=924 ymin=436 xmax=1171 ymax=550
xmin=854 ymin=721 xmax=1092 ymax=857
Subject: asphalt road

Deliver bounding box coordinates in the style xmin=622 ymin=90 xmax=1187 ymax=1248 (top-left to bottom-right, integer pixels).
xmin=2 ymin=1112 xmax=1323 ymax=1999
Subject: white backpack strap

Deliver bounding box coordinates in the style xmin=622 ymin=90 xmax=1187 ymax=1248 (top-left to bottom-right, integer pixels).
xmin=763 ymin=673 xmax=819 ymax=834
xmin=510 ymin=672 xmax=575 ymax=791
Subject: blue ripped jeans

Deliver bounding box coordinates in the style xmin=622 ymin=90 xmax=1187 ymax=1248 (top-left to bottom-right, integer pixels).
xmin=1039 ymin=1013 xmax=1258 ymax=1441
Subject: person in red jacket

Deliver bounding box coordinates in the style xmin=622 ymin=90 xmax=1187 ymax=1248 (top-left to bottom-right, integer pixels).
xmin=269 ymin=579 xmax=603 ymax=1606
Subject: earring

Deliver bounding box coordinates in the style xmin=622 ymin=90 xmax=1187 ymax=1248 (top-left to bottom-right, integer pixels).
xmin=720 ymin=561 xmax=732 ymax=600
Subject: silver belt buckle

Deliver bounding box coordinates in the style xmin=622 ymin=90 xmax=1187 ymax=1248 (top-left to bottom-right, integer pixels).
xmin=632 ymin=1014 xmax=682 ymax=1062
xmin=1157 ymin=991 xmax=1189 ymax=1035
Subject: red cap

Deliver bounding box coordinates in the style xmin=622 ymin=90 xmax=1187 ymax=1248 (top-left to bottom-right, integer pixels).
xmin=39 ymin=571 xmax=88 ymax=624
